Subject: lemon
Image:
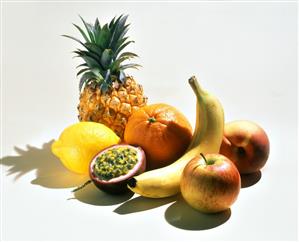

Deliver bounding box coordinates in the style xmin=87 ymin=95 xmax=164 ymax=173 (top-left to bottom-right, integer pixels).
xmin=51 ymin=122 xmax=120 ymax=174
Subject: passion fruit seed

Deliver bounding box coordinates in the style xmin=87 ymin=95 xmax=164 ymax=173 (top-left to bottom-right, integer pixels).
xmin=72 ymin=145 xmax=146 ymax=194
xmin=94 ymin=147 xmax=138 ymax=181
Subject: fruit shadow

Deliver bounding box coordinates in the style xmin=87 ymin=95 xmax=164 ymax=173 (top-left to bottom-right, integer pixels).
xmin=241 ymin=171 xmax=262 ymax=188
xmin=164 ymin=195 xmax=231 ymax=230
xmin=71 ymin=183 xmax=134 ymax=206
xmin=113 ymin=194 xmax=178 ymax=214
xmin=0 ymin=140 xmax=88 ymax=188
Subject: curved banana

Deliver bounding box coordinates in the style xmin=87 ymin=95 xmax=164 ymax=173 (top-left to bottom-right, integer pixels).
xmin=127 ymin=76 xmax=225 ymax=198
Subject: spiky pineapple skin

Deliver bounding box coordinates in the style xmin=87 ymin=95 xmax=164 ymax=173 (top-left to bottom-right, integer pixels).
xmin=78 ymin=76 xmax=147 ymax=138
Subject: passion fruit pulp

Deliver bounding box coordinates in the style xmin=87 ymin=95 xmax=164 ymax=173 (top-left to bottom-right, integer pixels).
xmin=89 ymin=144 xmax=146 ymax=194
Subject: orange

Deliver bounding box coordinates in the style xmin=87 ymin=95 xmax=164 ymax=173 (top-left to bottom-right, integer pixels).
xmin=124 ymin=103 xmax=193 ymax=170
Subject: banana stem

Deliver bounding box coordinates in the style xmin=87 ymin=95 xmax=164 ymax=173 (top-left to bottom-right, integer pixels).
xmin=188 ymin=76 xmax=206 ymax=97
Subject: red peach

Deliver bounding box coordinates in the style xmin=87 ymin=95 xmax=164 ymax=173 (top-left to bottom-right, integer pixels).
xmin=220 ymin=120 xmax=270 ymax=174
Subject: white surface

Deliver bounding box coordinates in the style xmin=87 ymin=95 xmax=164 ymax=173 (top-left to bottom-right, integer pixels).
xmin=1 ymin=2 xmax=298 ymax=241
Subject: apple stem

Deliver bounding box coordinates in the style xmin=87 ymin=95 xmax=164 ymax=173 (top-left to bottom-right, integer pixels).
xmin=200 ymin=153 xmax=208 ymax=165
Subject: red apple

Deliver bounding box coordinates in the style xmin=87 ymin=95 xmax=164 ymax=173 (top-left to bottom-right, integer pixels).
xmin=180 ymin=153 xmax=241 ymax=213
xmin=220 ymin=120 xmax=270 ymax=174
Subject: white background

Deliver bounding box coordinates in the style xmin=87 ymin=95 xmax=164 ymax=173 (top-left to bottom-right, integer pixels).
xmin=1 ymin=2 xmax=298 ymax=241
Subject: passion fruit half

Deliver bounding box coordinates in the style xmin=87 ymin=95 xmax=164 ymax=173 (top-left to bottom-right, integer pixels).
xmin=89 ymin=144 xmax=146 ymax=194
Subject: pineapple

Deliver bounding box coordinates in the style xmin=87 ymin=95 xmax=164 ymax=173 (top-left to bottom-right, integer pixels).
xmin=64 ymin=15 xmax=147 ymax=137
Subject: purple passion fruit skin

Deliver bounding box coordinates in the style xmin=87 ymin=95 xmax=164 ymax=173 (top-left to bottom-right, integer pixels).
xmin=89 ymin=144 xmax=146 ymax=194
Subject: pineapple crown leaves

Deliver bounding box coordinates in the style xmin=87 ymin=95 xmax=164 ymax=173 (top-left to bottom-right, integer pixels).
xmin=63 ymin=14 xmax=140 ymax=92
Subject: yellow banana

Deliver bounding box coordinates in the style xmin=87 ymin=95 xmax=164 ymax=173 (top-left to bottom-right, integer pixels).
xmin=127 ymin=76 xmax=225 ymax=198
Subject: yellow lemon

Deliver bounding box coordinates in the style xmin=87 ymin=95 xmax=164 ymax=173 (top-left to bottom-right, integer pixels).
xmin=51 ymin=122 xmax=120 ymax=174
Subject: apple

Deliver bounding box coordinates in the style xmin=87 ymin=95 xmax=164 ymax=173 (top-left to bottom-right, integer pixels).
xmin=220 ymin=120 xmax=270 ymax=174
xmin=180 ymin=153 xmax=241 ymax=213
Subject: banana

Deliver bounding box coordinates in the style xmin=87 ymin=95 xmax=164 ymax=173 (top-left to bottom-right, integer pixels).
xmin=127 ymin=76 xmax=225 ymax=198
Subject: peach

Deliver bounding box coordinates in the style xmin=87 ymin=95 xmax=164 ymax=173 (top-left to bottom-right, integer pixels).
xmin=219 ymin=120 xmax=270 ymax=174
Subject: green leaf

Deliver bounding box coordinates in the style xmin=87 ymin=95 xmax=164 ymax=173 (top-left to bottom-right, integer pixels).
xmin=81 ymin=55 xmax=101 ymax=69
xmin=79 ymin=15 xmax=95 ymax=43
xmin=116 ymin=24 xmax=129 ymax=42
xmin=101 ymin=49 xmax=114 ymax=69
xmin=110 ymin=56 xmax=128 ymax=72
xmin=119 ymin=70 xmax=126 ymax=83
xmin=104 ymin=69 xmax=111 ymax=82
xmin=63 ymin=34 xmax=100 ymax=56
xmin=90 ymin=68 xmax=102 ymax=77
xmin=109 ymin=15 xmax=122 ymax=34
xmin=114 ymin=55 xmax=132 ymax=66
xmin=76 ymin=68 xmax=90 ymax=76
xmin=115 ymin=40 xmax=134 ymax=57
xmin=109 ymin=15 xmax=129 ymax=50
xmin=94 ymin=18 xmax=100 ymax=30
xmin=109 ymin=16 xmax=116 ymax=29
xmin=115 ymin=36 xmax=128 ymax=49
xmin=87 ymin=23 xmax=96 ymax=43
xmin=76 ymin=63 xmax=88 ymax=69
xmin=79 ymin=71 xmax=96 ymax=91
xmin=81 ymin=71 xmax=96 ymax=81
xmin=100 ymin=82 xmax=109 ymax=93
xmin=83 ymin=78 xmax=96 ymax=91
xmin=73 ymin=49 xmax=99 ymax=61
xmin=73 ymin=23 xmax=89 ymax=42
xmin=108 ymin=15 xmax=122 ymax=44
xmin=85 ymin=42 xmax=103 ymax=55
xmin=97 ymin=24 xmax=111 ymax=49
xmin=62 ymin=34 xmax=84 ymax=45
xmin=120 ymin=63 xmax=141 ymax=70
xmin=118 ymin=52 xmax=138 ymax=59
xmin=93 ymin=18 xmax=101 ymax=43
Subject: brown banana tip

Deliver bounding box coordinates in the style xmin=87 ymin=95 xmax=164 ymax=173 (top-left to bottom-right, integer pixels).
xmin=127 ymin=178 xmax=137 ymax=188
xmin=188 ymin=76 xmax=197 ymax=84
